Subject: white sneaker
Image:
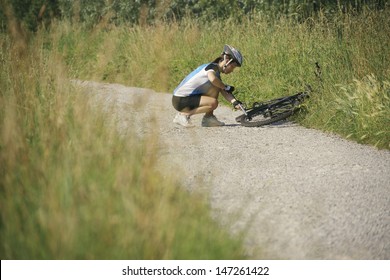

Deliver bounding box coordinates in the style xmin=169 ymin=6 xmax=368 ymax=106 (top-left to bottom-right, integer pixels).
xmin=173 ymin=113 xmax=194 ymax=127
xmin=201 ymin=115 xmax=225 ymax=127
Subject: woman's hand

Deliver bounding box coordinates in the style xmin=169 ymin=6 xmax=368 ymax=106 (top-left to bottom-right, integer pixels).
xmin=231 ymin=99 xmax=243 ymax=110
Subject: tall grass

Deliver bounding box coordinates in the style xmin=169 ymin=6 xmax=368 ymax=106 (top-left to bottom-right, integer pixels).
xmin=55 ymin=9 xmax=389 ymax=148
xmin=332 ymin=76 xmax=390 ymax=147
xmin=2 ymin=7 xmax=388 ymax=258
xmin=0 ymin=24 xmax=245 ymax=259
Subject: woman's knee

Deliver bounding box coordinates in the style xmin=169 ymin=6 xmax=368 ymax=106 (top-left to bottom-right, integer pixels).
xmin=210 ymin=98 xmax=218 ymax=110
xmin=200 ymin=96 xmax=218 ymax=110
xmin=203 ymin=97 xmax=218 ymax=110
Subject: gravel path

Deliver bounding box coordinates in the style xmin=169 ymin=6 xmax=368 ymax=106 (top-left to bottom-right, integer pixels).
xmin=76 ymin=81 xmax=390 ymax=259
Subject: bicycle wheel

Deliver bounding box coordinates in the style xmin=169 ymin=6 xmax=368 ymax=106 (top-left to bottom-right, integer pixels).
xmin=239 ymin=99 xmax=295 ymax=127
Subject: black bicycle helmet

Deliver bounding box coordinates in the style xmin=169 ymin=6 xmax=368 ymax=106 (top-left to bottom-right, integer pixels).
xmin=223 ymin=44 xmax=243 ymax=67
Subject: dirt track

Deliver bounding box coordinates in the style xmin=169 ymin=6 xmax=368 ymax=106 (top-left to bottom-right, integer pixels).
xmin=76 ymin=80 xmax=390 ymax=259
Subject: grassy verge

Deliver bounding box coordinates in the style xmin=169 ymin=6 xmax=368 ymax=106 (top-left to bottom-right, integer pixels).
xmin=57 ymin=10 xmax=389 ymax=149
xmin=2 ymin=7 xmax=388 ymax=259
xmin=0 ymin=26 xmax=245 ymax=259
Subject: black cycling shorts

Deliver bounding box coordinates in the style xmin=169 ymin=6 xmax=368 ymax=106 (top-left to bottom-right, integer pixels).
xmin=172 ymin=95 xmax=201 ymax=112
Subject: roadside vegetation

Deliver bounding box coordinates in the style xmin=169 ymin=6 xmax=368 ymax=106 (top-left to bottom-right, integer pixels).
xmin=42 ymin=4 xmax=389 ymax=149
xmin=0 ymin=2 xmax=245 ymax=259
xmin=1 ymin=0 xmax=389 ymax=259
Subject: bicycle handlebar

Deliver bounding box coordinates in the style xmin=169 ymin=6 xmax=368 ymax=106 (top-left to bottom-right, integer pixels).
xmin=238 ymin=103 xmax=248 ymax=116
xmin=231 ymin=92 xmax=248 ymax=116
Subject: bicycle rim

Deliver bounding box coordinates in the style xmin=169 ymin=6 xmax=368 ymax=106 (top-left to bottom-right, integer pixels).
xmin=240 ymin=104 xmax=294 ymax=127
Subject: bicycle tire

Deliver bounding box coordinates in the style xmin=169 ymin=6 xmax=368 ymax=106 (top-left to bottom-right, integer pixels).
xmin=238 ymin=92 xmax=308 ymax=127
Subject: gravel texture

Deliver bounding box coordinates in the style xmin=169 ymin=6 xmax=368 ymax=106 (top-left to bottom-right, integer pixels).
xmin=76 ymin=80 xmax=390 ymax=259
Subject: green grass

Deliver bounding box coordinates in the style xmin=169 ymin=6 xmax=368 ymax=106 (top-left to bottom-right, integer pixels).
xmin=0 ymin=25 xmax=245 ymax=259
xmin=1 ymin=7 xmax=389 ymax=259
xmin=54 ymin=10 xmax=389 ymax=149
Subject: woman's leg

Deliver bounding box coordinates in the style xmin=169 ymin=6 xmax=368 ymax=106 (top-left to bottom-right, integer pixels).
xmin=184 ymin=86 xmax=220 ymax=116
xmin=172 ymin=86 xmax=224 ymax=127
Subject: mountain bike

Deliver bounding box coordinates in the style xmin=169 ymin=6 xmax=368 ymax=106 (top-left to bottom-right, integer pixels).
xmin=234 ymin=63 xmax=320 ymax=127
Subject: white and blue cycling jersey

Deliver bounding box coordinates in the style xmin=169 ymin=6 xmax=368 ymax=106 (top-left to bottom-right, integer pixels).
xmin=173 ymin=63 xmax=221 ymax=97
